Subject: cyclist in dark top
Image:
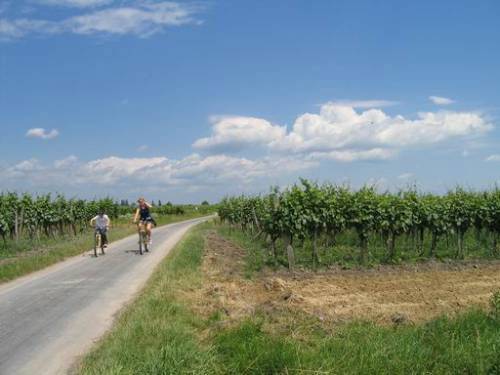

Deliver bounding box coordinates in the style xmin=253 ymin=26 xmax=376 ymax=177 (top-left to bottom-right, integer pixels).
xmin=133 ymin=197 xmax=155 ymax=245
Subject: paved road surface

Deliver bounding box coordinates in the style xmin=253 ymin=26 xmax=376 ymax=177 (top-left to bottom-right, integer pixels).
xmin=0 ymin=217 xmax=210 ymax=375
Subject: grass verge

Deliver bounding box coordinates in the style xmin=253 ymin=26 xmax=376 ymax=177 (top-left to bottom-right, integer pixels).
xmin=79 ymin=222 xmax=500 ymax=374
xmin=0 ymin=213 xmax=207 ymax=284
xmin=78 ymin=222 xmax=216 ymax=375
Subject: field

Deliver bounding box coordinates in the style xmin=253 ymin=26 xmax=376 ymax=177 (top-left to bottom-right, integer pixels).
xmin=195 ymin=229 xmax=500 ymax=325
xmin=78 ymin=222 xmax=500 ymax=374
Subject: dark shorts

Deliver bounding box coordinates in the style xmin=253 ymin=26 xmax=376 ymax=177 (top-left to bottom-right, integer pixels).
xmin=140 ymin=217 xmax=156 ymax=226
xmin=95 ymin=227 xmax=108 ymax=244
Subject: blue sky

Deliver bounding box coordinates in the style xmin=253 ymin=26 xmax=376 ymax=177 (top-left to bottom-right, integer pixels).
xmin=1 ymin=0 xmax=500 ymax=202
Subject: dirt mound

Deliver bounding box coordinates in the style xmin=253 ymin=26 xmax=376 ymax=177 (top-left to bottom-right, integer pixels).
xmin=188 ymin=231 xmax=500 ymax=325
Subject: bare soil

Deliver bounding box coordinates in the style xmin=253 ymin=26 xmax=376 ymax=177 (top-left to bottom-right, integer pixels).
xmin=186 ymin=231 xmax=500 ymax=326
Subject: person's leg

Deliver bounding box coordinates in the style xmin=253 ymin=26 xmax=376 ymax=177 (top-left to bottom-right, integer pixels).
xmin=146 ymin=222 xmax=152 ymax=243
xmin=101 ymin=228 xmax=108 ymax=246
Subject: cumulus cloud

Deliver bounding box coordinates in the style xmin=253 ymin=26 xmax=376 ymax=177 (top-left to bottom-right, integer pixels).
xmin=0 ymin=153 xmax=314 ymax=191
xmin=12 ymin=159 xmax=41 ymax=172
xmin=170 ymin=154 xmax=315 ymax=186
xmin=277 ymin=104 xmax=491 ymax=154
xmin=429 ymin=96 xmax=455 ymax=105
xmin=5 ymin=99 xmax=496 ymax=197
xmin=3 ymin=159 xmax=42 ymax=179
xmin=307 ymin=148 xmax=395 ymax=162
xmin=26 ymin=127 xmax=59 ymax=139
xmin=0 ymin=1 xmax=202 ymax=40
xmin=194 ymin=103 xmax=492 ymax=162
xmin=193 ymin=116 xmax=286 ymax=152
xmin=54 ymin=155 xmax=78 ymax=168
xmin=81 ymin=156 xmax=168 ymax=184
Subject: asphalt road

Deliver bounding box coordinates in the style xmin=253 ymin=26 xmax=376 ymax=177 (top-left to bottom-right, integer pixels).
xmin=0 ymin=217 xmax=210 ymax=375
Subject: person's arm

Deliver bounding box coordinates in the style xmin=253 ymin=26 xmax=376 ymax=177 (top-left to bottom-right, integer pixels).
xmin=90 ymin=216 xmax=96 ymax=226
xmin=133 ymin=209 xmax=140 ymax=223
xmin=144 ymin=201 xmax=152 ymax=209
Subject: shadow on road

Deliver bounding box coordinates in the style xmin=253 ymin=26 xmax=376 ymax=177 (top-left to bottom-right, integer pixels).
xmin=124 ymin=249 xmax=147 ymax=255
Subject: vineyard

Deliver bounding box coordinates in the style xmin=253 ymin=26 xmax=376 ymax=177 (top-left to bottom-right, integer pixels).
xmin=218 ymin=179 xmax=500 ymax=268
xmin=0 ymin=193 xmax=123 ymax=245
xmin=0 ymin=193 xmax=212 ymax=246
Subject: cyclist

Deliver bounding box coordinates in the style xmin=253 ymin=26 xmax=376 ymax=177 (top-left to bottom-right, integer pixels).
xmin=133 ymin=198 xmax=155 ymax=245
xmin=90 ymin=210 xmax=111 ymax=248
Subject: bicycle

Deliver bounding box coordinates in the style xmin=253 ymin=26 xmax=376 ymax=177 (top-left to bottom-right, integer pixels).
xmin=94 ymin=227 xmax=106 ymax=257
xmin=137 ymin=221 xmax=149 ymax=255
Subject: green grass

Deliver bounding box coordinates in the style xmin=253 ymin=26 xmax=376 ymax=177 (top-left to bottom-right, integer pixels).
xmin=0 ymin=212 xmax=208 ymax=284
xmin=214 ymin=311 xmax=500 ymax=374
xmin=79 ymin=222 xmax=500 ymax=375
xmin=78 ymin=222 xmax=217 ymax=375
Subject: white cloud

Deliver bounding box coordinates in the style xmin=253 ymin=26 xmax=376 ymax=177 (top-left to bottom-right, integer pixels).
xmin=3 ymin=159 xmax=42 ymax=179
xmin=81 ymin=156 xmax=168 ymax=184
xmin=308 ymin=148 xmax=395 ymax=162
xmin=35 ymin=0 xmax=113 ymax=7
xmin=0 ymin=153 xmax=314 ymax=191
xmin=429 ymin=96 xmax=455 ymax=105
xmin=54 ymin=155 xmax=78 ymax=168
xmin=0 ymin=18 xmax=58 ymax=39
xmin=12 ymin=159 xmax=41 ymax=172
xmin=0 ymin=1 xmax=202 ymax=40
xmin=485 ymin=154 xmax=500 ymax=162
xmin=26 ymin=127 xmax=59 ymax=139
xmin=193 ymin=116 xmax=286 ymax=152
xmin=170 ymin=154 xmax=315 ymax=185
xmin=274 ymin=104 xmax=491 ymax=156
xmin=192 ymin=103 xmax=492 ymax=163
xmin=137 ymin=144 xmax=148 ymax=152
xmin=66 ymin=2 xmax=200 ymax=36
xmin=4 ymin=99 xmax=496 ymax=197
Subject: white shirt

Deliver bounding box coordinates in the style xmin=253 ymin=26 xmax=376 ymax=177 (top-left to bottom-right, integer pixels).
xmin=92 ymin=214 xmax=110 ymax=229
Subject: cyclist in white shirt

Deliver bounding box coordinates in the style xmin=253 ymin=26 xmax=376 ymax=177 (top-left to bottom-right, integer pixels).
xmin=90 ymin=211 xmax=111 ymax=248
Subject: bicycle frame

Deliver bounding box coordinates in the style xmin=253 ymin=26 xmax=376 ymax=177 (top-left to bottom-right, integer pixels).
xmin=137 ymin=222 xmax=149 ymax=255
xmin=94 ymin=228 xmax=105 ymax=257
